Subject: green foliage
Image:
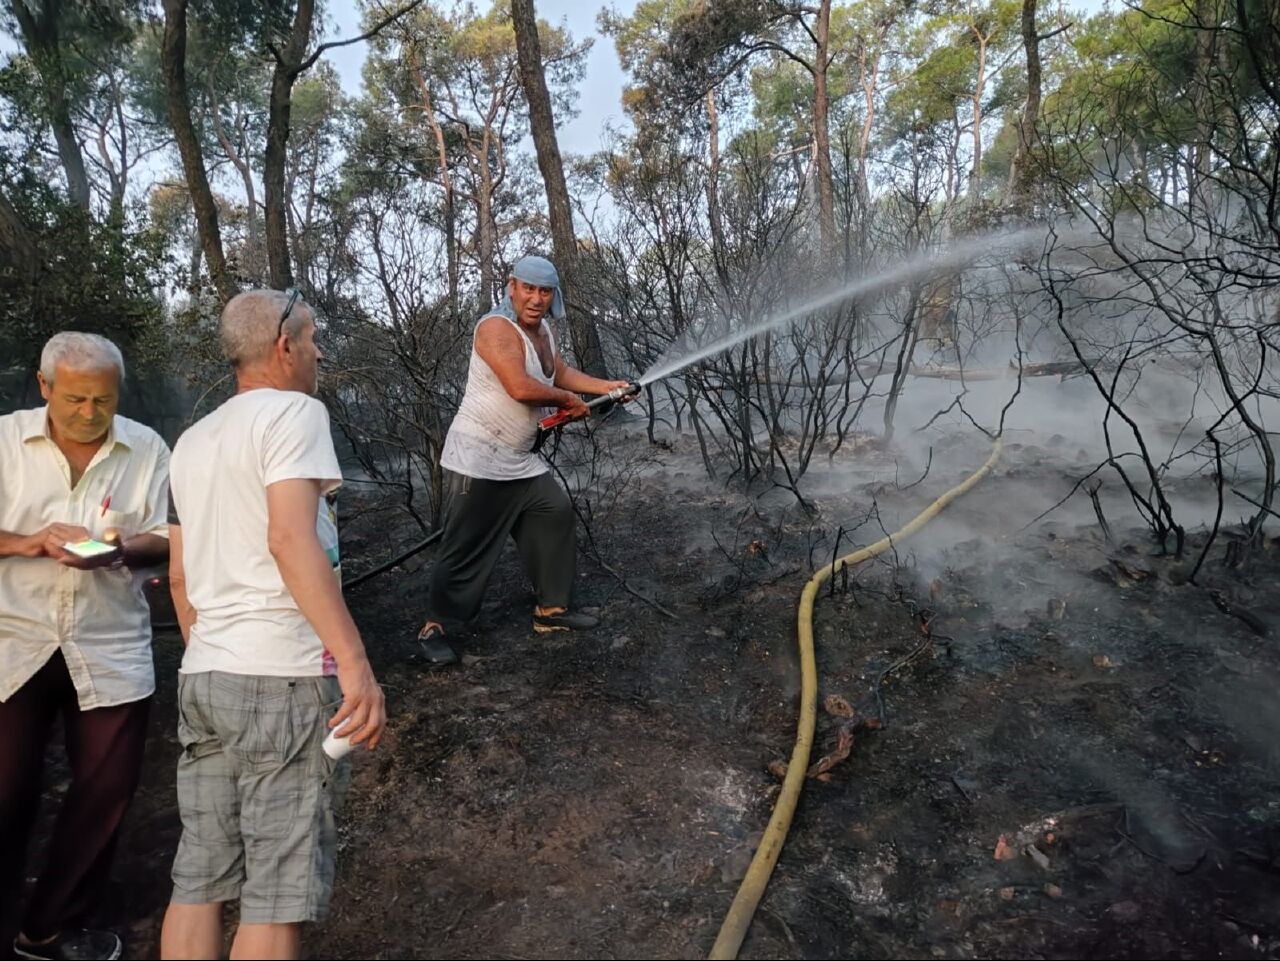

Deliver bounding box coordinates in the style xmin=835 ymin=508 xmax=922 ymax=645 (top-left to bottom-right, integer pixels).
xmin=0 ymin=55 xmax=52 ymax=172
xmin=1 ymin=0 xmax=1277 ymax=442
xmin=0 ymin=191 xmax=170 ymax=373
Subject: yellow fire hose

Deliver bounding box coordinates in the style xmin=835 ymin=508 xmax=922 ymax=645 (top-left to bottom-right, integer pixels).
xmin=708 ymin=438 xmax=1004 ymax=960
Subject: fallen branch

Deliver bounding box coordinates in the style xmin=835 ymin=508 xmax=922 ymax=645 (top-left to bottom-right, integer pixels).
xmin=1231 ymin=487 xmax=1280 ymax=523
xmin=591 ymin=556 xmax=677 ymax=619
xmin=1087 ymin=480 xmax=1115 ymax=545
xmin=873 ymin=611 xmax=945 ymax=727
xmin=767 ymin=714 xmax=880 ymax=781
xmin=909 ymin=359 xmax=1111 ymax=381
xmin=1020 ymin=461 xmax=1109 ymax=531
xmin=1189 ymin=431 xmax=1225 ymax=584
xmin=1208 ymin=589 xmax=1270 ymax=637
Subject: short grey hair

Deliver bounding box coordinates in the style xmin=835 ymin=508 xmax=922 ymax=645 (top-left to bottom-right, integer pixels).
xmin=40 ymin=332 xmax=126 ymax=385
xmin=220 ymin=289 xmax=312 ymax=368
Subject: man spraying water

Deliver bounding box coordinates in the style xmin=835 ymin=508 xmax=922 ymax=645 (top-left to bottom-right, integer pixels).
xmin=416 ymin=255 xmax=634 ymax=666
xmin=416 ymin=230 xmax=1042 ymax=665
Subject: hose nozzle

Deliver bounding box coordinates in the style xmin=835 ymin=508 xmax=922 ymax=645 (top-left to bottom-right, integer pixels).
xmin=601 ymin=381 xmax=641 ymax=405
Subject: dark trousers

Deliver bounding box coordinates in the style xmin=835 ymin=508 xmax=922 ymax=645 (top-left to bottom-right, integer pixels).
xmin=0 ymin=650 xmax=150 ymax=940
xmin=427 ymin=469 xmax=577 ymax=626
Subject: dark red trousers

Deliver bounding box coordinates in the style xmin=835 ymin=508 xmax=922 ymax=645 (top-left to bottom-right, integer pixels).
xmin=0 ymin=650 xmax=150 ymax=940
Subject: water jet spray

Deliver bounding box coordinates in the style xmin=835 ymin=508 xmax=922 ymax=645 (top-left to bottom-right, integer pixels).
xmin=532 ymin=227 xmax=1045 ymax=452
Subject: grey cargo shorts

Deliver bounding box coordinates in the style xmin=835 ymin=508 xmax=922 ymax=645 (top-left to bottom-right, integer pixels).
xmin=170 ymin=672 xmax=350 ymax=924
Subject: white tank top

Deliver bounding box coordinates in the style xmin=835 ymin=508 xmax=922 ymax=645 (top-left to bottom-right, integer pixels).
xmin=439 ymin=315 xmax=556 ymax=480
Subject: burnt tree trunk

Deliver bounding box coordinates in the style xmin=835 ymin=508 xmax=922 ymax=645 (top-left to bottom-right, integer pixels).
xmin=264 ymin=0 xmax=316 ymax=290
xmin=968 ymin=26 xmax=990 ymax=198
xmin=1190 ymin=0 xmax=1219 ymax=236
xmin=162 ymin=0 xmax=236 ymax=302
xmin=411 ymin=55 xmax=460 ymax=319
xmin=1007 ymin=0 xmax=1043 ymax=203
xmin=705 ymin=87 xmax=730 ymax=288
xmin=207 ymin=77 xmax=263 ymax=281
xmin=11 ymin=0 xmax=91 ymax=210
xmin=510 ymin=0 xmax=607 ymax=376
xmin=812 ymin=0 xmax=836 ymax=250
xmin=476 ymin=135 xmax=496 ymax=314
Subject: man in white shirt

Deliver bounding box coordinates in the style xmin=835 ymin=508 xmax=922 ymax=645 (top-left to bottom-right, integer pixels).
xmin=0 ymin=332 xmax=171 ymax=961
xmin=160 ymin=288 xmax=385 ymax=961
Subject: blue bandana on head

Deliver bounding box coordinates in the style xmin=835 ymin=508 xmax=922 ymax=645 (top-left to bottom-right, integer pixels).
xmin=494 ymin=254 xmax=565 ymax=321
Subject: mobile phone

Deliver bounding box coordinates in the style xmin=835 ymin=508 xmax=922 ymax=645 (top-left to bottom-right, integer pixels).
xmin=63 ymin=538 xmax=120 ymax=559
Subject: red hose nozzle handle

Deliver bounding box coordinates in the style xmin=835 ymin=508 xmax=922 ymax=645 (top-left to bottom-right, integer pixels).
xmin=533 ymin=381 xmax=640 ymax=451
xmin=539 ymin=407 xmax=580 ymax=431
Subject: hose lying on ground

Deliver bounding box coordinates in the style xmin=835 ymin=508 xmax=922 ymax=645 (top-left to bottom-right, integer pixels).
xmin=344 ymin=529 xmax=443 ymax=591
xmin=709 ymin=438 xmax=1004 ymax=960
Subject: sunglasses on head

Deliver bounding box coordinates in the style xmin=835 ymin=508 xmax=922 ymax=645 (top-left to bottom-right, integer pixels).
xmin=277 ymin=288 xmax=302 ymax=341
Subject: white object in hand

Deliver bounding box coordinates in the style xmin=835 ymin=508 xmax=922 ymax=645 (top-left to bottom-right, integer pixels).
xmin=63 ymin=538 xmax=119 ymax=558
xmin=322 ymin=727 xmax=353 ymax=760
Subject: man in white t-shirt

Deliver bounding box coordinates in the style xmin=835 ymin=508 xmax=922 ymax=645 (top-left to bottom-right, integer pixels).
xmin=159 ymin=289 xmax=385 ymax=961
